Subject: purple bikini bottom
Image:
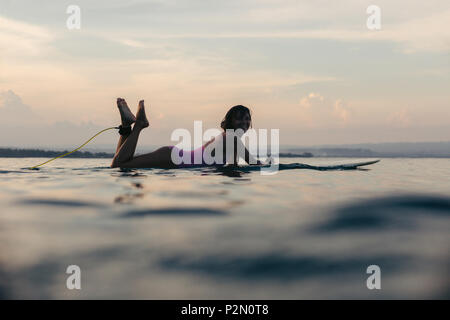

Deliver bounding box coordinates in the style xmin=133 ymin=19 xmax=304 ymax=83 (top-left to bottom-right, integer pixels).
xmin=169 ymin=146 xmax=224 ymax=168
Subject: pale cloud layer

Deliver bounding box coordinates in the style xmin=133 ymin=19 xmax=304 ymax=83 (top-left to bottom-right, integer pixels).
xmin=0 ymin=0 xmax=449 ymax=147
xmin=0 ymin=16 xmax=52 ymax=57
xmin=298 ymin=93 xmax=351 ymax=127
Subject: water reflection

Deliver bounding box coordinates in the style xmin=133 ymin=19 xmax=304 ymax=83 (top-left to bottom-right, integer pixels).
xmin=159 ymin=252 xmax=408 ymax=281
xmin=120 ymin=207 xmax=228 ymax=217
xmin=114 ymin=193 xmax=144 ymax=204
xmin=17 ymin=198 xmax=105 ymax=208
xmin=1 ymin=158 xmax=449 ymax=299
xmin=313 ymin=194 xmax=450 ymax=232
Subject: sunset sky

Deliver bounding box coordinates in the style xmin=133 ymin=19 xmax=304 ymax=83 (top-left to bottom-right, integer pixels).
xmin=1 ymin=0 xmax=449 ymax=149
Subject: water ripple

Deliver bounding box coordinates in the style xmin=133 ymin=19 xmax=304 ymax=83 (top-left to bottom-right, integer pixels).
xmin=313 ymin=194 xmax=450 ymax=232
xmin=120 ymin=207 xmax=228 ymax=217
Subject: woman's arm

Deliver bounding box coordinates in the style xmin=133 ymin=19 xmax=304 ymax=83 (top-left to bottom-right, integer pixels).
xmin=244 ymin=146 xmax=261 ymax=165
xmin=221 ymin=133 xmax=261 ymax=165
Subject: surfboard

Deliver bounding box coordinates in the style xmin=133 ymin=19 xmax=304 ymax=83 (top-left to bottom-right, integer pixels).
xmin=284 ymin=159 xmax=381 ymax=171
xmin=216 ymin=159 xmax=381 ymax=172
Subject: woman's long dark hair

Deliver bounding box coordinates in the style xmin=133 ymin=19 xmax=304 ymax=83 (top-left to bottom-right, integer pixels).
xmin=220 ymin=105 xmax=252 ymax=131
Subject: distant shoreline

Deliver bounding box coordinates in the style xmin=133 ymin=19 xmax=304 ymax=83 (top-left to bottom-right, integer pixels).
xmin=0 ymin=148 xmax=113 ymax=158
xmin=0 ymin=148 xmax=313 ymax=159
xmin=0 ymin=147 xmax=449 ymax=158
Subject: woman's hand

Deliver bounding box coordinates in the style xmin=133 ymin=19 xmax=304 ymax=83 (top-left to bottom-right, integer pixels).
xmin=249 ymin=160 xmax=262 ymax=166
xmin=263 ymin=156 xmax=274 ymax=165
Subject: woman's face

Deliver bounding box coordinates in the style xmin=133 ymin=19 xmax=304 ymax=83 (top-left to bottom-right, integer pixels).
xmin=232 ymin=111 xmax=251 ymax=132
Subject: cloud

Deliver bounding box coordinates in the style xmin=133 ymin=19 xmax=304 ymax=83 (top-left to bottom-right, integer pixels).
xmin=0 ymin=16 xmax=55 ymax=58
xmin=299 ymin=92 xmax=324 ymax=110
xmin=387 ymin=108 xmax=412 ymax=128
xmin=0 ymin=3 xmax=448 ymax=146
xmin=298 ymin=93 xmax=351 ymax=127
xmin=375 ymin=10 xmax=450 ymax=54
xmin=0 ymin=90 xmax=41 ymax=124
xmin=0 ymin=90 xmax=30 ymax=112
xmin=93 ymin=1 xmax=450 ymax=53
xmin=333 ymin=99 xmax=350 ymax=123
xmin=0 ymin=90 xmax=114 ymax=148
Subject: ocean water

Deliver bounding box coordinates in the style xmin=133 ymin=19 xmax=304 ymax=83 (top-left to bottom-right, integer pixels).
xmin=0 ymin=157 xmax=449 ymax=299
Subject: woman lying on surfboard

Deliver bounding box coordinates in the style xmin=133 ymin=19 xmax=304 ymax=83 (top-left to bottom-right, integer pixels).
xmin=111 ymin=98 xmax=262 ymax=168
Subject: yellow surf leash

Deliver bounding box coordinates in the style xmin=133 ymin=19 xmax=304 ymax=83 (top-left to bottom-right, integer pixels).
xmin=29 ymin=126 xmax=119 ymax=170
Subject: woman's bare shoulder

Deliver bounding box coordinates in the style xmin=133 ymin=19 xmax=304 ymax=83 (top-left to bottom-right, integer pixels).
xmin=203 ymin=132 xmax=225 ymax=148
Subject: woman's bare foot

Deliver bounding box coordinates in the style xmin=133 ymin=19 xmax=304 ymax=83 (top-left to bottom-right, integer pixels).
xmin=135 ymin=100 xmax=149 ymax=129
xmin=117 ymin=98 xmax=136 ymax=127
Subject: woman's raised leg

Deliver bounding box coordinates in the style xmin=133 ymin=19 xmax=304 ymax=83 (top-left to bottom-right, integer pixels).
xmin=111 ymin=99 xmax=148 ymax=167
xmin=114 ymin=146 xmax=175 ymax=168
xmin=115 ymin=98 xmax=136 ymax=152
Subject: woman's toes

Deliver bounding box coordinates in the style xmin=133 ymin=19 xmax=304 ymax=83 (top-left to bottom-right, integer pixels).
xmin=116 ymin=98 xmax=136 ymax=127
xmin=135 ymin=100 xmax=149 ymax=128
